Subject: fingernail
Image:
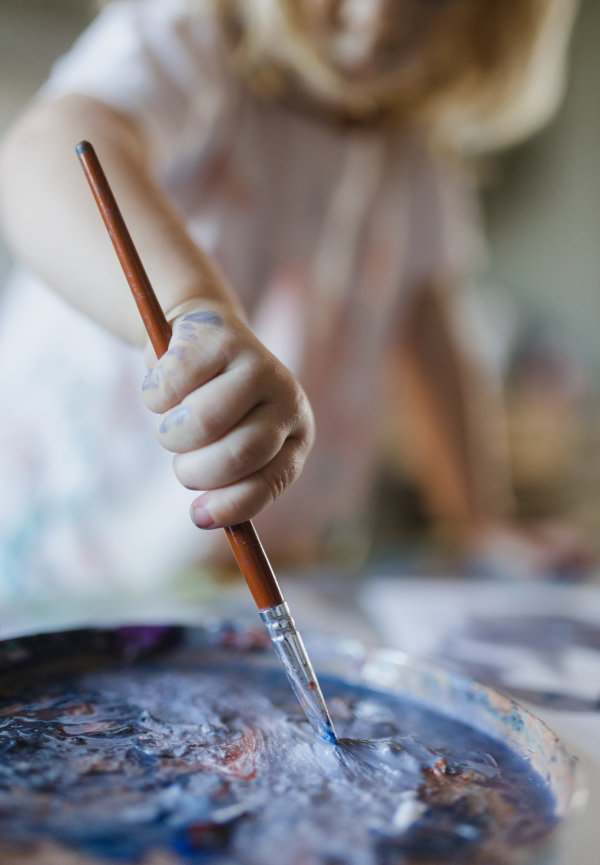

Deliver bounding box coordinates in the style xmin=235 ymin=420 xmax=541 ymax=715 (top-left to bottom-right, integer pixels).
xmin=191 ymin=504 xmax=216 ymax=530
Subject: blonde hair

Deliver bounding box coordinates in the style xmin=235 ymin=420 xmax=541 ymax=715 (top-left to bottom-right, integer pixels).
xmin=214 ymin=0 xmax=579 ymax=151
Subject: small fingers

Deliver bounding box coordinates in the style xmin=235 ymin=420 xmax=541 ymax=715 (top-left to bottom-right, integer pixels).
xmin=172 ymin=403 xmax=288 ymax=490
xmin=141 ymin=310 xmax=234 ymax=414
xmin=155 ymin=361 xmax=262 ymax=453
xmin=189 ymin=437 xmax=309 ymax=529
xmin=141 ymin=310 xmax=315 ymax=526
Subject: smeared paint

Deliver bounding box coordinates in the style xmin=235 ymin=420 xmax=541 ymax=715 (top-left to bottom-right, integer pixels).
xmin=183 ymin=311 xmax=223 ymax=328
xmin=159 ymin=404 xmax=190 ymax=434
xmin=166 ymin=346 xmax=185 ymax=362
xmin=142 ymin=368 xmax=160 ymax=390
xmin=143 ymin=347 xmax=185 ymax=391
xmin=174 ymin=311 xmax=224 ymax=344
xmin=175 ymin=322 xmax=197 ymax=342
xmin=0 ymin=659 xmax=556 ymax=865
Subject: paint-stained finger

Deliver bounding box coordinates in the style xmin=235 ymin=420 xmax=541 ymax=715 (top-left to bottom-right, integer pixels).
xmin=172 ymin=404 xmax=288 ymax=490
xmin=155 ymin=361 xmax=264 ymax=453
xmin=141 ymin=316 xmax=236 ymax=414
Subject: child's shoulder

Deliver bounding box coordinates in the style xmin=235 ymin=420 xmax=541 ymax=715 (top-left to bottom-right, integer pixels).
xmin=42 ymin=0 xmax=234 ymax=167
xmin=99 ymin=0 xmax=222 ymax=44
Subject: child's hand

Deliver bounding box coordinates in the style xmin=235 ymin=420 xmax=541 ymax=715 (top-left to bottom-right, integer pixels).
xmin=141 ymin=304 xmax=314 ymax=529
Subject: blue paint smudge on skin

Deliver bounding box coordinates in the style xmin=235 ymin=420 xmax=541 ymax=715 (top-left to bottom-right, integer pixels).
xmin=175 ymin=322 xmax=197 ymax=343
xmin=159 ymin=405 xmax=190 ymax=434
xmin=173 ymin=311 xmax=224 ymax=344
xmin=166 ymin=347 xmax=185 ymax=362
xmin=183 ymin=311 xmax=223 ymax=328
xmin=143 ymin=348 xmax=185 ymax=390
xmin=142 ymin=369 xmax=160 ymax=391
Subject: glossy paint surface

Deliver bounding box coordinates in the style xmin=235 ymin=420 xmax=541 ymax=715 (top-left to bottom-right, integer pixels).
xmin=0 ymin=652 xmax=556 ymax=864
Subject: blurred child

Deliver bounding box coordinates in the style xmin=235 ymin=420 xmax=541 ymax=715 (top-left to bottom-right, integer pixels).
xmin=0 ymin=0 xmax=580 ymax=598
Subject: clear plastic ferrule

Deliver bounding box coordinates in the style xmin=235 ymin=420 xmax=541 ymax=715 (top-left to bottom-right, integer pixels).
xmin=259 ymin=602 xmax=337 ymax=743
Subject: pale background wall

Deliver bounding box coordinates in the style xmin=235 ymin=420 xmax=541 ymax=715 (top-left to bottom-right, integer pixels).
xmin=0 ymin=0 xmax=93 ymax=283
xmin=482 ymin=0 xmax=600 ymax=380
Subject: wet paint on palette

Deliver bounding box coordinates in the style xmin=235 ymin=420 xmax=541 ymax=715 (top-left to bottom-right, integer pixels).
xmin=0 ymin=659 xmax=556 ymax=865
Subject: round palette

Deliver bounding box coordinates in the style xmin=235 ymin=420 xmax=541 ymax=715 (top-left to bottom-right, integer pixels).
xmin=0 ymin=623 xmax=578 ymax=864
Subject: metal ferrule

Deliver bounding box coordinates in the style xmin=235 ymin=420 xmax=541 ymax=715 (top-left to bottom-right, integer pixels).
xmin=260 ymin=602 xmax=337 ymax=743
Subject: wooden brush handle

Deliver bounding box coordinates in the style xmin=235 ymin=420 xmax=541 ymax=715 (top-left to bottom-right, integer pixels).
xmin=77 ymin=140 xmax=284 ymax=611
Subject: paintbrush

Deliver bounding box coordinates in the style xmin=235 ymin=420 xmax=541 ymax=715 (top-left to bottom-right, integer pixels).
xmin=76 ymin=140 xmax=337 ymax=744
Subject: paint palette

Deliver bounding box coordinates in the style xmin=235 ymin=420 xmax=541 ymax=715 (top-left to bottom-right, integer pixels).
xmin=0 ymin=623 xmax=579 ymax=865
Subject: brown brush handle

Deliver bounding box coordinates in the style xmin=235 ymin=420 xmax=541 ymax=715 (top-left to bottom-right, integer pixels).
xmin=77 ymin=140 xmax=284 ymax=611
xmin=76 ymin=141 xmax=171 ymax=356
xmin=224 ymin=523 xmax=283 ymax=610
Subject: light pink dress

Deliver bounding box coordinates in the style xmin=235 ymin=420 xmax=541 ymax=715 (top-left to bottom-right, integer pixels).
xmin=0 ymin=0 xmax=482 ymax=599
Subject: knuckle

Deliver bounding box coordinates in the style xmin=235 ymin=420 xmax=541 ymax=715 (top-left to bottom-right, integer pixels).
xmin=258 ymin=463 xmax=287 ymax=504
xmin=141 ymin=367 xmax=164 ymax=410
xmin=142 ymin=363 xmax=182 ymax=412
xmin=294 ymin=386 xmax=312 ymax=422
xmin=286 ymin=441 xmax=307 ymax=483
xmin=160 ymin=377 xmax=181 ymax=410
xmin=192 ymin=405 xmax=221 ymax=445
xmin=292 ymin=394 xmax=315 ymax=446
xmin=225 ymin=434 xmax=265 ymax=477
xmin=241 ymin=352 xmax=265 ymax=387
xmin=174 ymin=323 xmax=232 ymax=362
xmin=297 ymin=414 xmax=316 ymax=452
xmin=270 ymin=373 xmax=312 ymax=431
xmin=256 ymin=439 xmax=305 ymax=504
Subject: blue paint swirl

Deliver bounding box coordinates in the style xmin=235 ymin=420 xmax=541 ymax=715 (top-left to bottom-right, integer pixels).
xmin=0 ymin=658 xmax=556 ymax=864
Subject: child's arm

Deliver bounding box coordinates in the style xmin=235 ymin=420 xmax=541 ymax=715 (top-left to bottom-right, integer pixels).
xmin=0 ymin=94 xmax=236 ymax=343
xmin=0 ymin=94 xmax=315 ymax=528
